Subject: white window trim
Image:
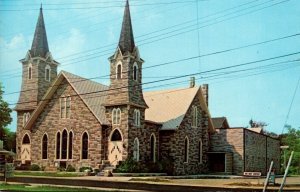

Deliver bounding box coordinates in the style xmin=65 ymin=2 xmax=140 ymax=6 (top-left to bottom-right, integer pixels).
xmin=68 ymin=130 xmax=74 ymax=159
xmin=45 ymin=65 xmax=51 ymax=81
xmin=117 ymin=108 xmax=121 ymax=124
xmin=134 ymin=109 xmax=140 ymax=127
xmin=55 ymin=131 xmax=61 ymax=159
xmin=116 ymin=61 xmax=122 ymax=79
xmin=133 ymin=62 xmax=138 ymax=81
xmin=28 ymin=63 xmax=32 ymax=80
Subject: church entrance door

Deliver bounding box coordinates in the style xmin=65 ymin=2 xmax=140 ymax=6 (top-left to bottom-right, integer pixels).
xmin=21 ymin=134 xmax=31 ymax=164
xmin=108 ymin=129 xmax=123 ymax=166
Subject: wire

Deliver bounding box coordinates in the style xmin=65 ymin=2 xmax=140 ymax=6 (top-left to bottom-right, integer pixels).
xmin=281 ymin=76 xmax=300 ymax=134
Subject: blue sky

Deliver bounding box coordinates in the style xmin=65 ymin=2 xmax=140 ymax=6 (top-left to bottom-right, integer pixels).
xmin=0 ymin=0 xmax=299 ymax=134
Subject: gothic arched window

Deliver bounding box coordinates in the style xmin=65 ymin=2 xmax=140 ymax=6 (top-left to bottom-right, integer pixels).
xmin=42 ymin=134 xmax=48 ymax=159
xmin=133 ymin=138 xmax=139 ymax=161
xmin=184 ymin=136 xmax=189 ymax=163
xmin=150 ymin=134 xmax=156 ymax=162
xmin=66 ymin=96 xmax=71 ymax=118
xmin=62 ymin=130 xmax=68 ymax=159
xmin=45 ymin=65 xmax=51 ymax=81
xmin=116 ymin=63 xmax=122 ymax=79
xmin=133 ymin=63 xmax=138 ymax=81
xmin=133 ymin=109 xmax=140 ymax=127
xmin=22 ymin=134 xmax=30 ymax=144
xmin=111 ymin=129 xmax=122 ymax=141
xmin=192 ymin=105 xmax=198 ymax=127
xmin=82 ymin=132 xmax=88 ymax=159
xmin=56 ymin=132 xmax=61 ymax=159
xmin=68 ymin=131 xmax=73 ymax=159
xmin=28 ymin=64 xmax=32 ymax=80
xmin=199 ymin=139 xmax=203 ymax=163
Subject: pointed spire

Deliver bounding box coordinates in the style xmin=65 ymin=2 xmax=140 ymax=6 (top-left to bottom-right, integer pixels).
xmin=118 ymin=0 xmax=135 ymax=54
xmin=30 ymin=6 xmax=49 ymax=58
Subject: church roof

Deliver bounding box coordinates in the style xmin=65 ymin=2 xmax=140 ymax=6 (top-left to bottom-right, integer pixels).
xmin=144 ymin=87 xmax=215 ymax=132
xmin=24 ymin=71 xmax=109 ymax=129
xmin=118 ymin=0 xmax=135 ymax=54
xmin=30 ymin=6 xmax=49 ymax=58
xmin=211 ymin=117 xmax=230 ymax=129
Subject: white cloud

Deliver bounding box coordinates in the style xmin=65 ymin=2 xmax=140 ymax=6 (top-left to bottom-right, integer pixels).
xmin=0 ymin=34 xmax=25 ymax=50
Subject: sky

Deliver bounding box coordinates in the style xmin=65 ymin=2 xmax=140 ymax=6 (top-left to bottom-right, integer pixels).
xmin=0 ymin=0 xmax=299 ymax=134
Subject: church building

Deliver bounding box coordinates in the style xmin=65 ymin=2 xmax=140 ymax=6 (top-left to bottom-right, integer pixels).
xmin=15 ymin=1 xmax=279 ymax=176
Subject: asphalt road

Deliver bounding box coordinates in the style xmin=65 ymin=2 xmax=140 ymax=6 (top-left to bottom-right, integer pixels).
xmin=1 ymin=176 xmax=283 ymax=192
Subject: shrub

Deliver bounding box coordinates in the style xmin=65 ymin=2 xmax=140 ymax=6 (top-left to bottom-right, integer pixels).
xmin=30 ymin=164 xmax=41 ymax=171
xmin=79 ymin=166 xmax=92 ymax=172
xmin=66 ymin=165 xmax=76 ymax=172
xmin=114 ymin=158 xmax=146 ymax=173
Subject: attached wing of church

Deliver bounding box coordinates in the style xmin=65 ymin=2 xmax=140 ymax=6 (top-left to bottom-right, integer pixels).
xmin=15 ymin=1 xmax=280 ymax=176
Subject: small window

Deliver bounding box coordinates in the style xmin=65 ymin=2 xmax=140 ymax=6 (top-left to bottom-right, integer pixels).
xmin=184 ymin=137 xmax=189 ymax=163
xmin=28 ymin=64 xmax=32 ymax=79
xmin=45 ymin=65 xmax=51 ymax=81
xmin=133 ymin=138 xmax=139 ymax=161
xmin=112 ymin=108 xmax=121 ymax=125
xmin=23 ymin=113 xmax=30 ymax=126
xmin=82 ymin=132 xmax=89 ymax=159
xmin=116 ymin=63 xmax=122 ymax=79
xmin=116 ymin=108 xmax=121 ymax=124
xmin=42 ymin=134 xmax=48 ymax=159
xmin=66 ymin=97 xmax=71 ymax=118
xmin=192 ymin=106 xmax=198 ymax=127
xmin=133 ymin=63 xmax=138 ymax=81
xmin=60 ymin=97 xmax=66 ymax=118
xmin=134 ymin=109 xmax=140 ymax=127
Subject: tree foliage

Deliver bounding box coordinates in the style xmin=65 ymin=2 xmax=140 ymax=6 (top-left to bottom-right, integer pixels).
xmin=0 ymin=83 xmax=12 ymax=141
xmin=280 ymin=126 xmax=300 ymax=175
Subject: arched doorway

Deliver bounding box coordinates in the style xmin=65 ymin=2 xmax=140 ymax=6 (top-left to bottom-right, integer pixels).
xmin=21 ymin=134 xmax=31 ymax=164
xmin=108 ymin=129 xmax=123 ymax=165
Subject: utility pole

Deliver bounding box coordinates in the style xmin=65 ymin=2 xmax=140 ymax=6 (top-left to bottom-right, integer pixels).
xmin=279 ymin=151 xmax=294 ymax=192
xmin=280 ymin=146 xmax=289 ymax=170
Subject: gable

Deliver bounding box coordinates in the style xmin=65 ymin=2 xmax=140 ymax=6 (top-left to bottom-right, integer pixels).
xmin=24 ymin=71 xmax=109 ymax=130
xmin=144 ymin=86 xmax=215 ymax=132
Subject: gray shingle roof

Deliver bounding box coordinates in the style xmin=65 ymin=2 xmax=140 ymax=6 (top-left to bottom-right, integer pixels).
xmin=62 ymin=71 xmax=109 ymax=125
xmin=30 ymin=7 xmax=49 ymax=58
xmin=118 ymin=0 xmax=135 ymax=54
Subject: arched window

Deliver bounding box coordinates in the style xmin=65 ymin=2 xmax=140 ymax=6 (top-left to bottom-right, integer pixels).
xmin=133 ymin=138 xmax=139 ymax=161
xmin=23 ymin=113 xmax=30 ymax=126
xmin=60 ymin=97 xmax=66 ymax=118
xmin=192 ymin=106 xmax=198 ymax=127
xmin=22 ymin=134 xmax=30 ymax=144
xmin=62 ymin=130 xmax=68 ymax=159
xmin=133 ymin=63 xmax=138 ymax=81
xmin=66 ymin=96 xmax=71 ymax=118
xmin=111 ymin=129 xmax=122 ymax=141
xmin=112 ymin=108 xmax=121 ymax=125
xmin=116 ymin=63 xmax=122 ymax=79
xmin=45 ymin=65 xmax=51 ymax=81
xmin=199 ymin=139 xmax=203 ymax=164
xmin=82 ymin=132 xmax=88 ymax=159
xmin=184 ymin=137 xmax=189 ymax=163
xmin=28 ymin=64 xmax=32 ymax=79
xmin=133 ymin=109 xmax=140 ymax=127
xmin=150 ymin=134 xmax=156 ymax=162
xmin=116 ymin=108 xmax=121 ymax=124
xmin=56 ymin=132 xmax=61 ymax=159
xmin=42 ymin=134 xmax=48 ymax=159
xmin=68 ymin=131 xmax=73 ymax=159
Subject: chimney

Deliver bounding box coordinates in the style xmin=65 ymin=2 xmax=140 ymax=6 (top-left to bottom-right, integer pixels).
xmin=201 ymin=84 xmax=209 ymax=107
xmin=190 ymin=77 xmax=195 ymax=88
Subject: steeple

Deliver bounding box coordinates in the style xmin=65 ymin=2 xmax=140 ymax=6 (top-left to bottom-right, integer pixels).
xmin=118 ymin=0 xmax=135 ymax=54
xmin=30 ymin=5 xmax=49 ymax=58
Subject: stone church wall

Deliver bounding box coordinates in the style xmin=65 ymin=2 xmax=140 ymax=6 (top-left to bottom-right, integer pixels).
xmin=27 ymin=79 xmax=103 ymax=171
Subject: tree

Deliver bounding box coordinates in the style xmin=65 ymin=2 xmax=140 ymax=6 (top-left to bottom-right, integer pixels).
xmin=0 ymin=83 xmax=12 ymax=141
xmin=249 ymin=119 xmax=268 ymax=128
xmin=280 ymin=126 xmax=300 ymax=175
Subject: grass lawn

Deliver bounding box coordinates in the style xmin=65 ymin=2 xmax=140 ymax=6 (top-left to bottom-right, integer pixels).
xmin=0 ymin=183 xmax=112 ymax=191
xmin=14 ymin=171 xmax=84 ymax=177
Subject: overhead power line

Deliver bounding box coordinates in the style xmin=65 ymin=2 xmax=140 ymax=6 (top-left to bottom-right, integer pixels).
xmin=7 ymin=50 xmax=300 ymax=106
